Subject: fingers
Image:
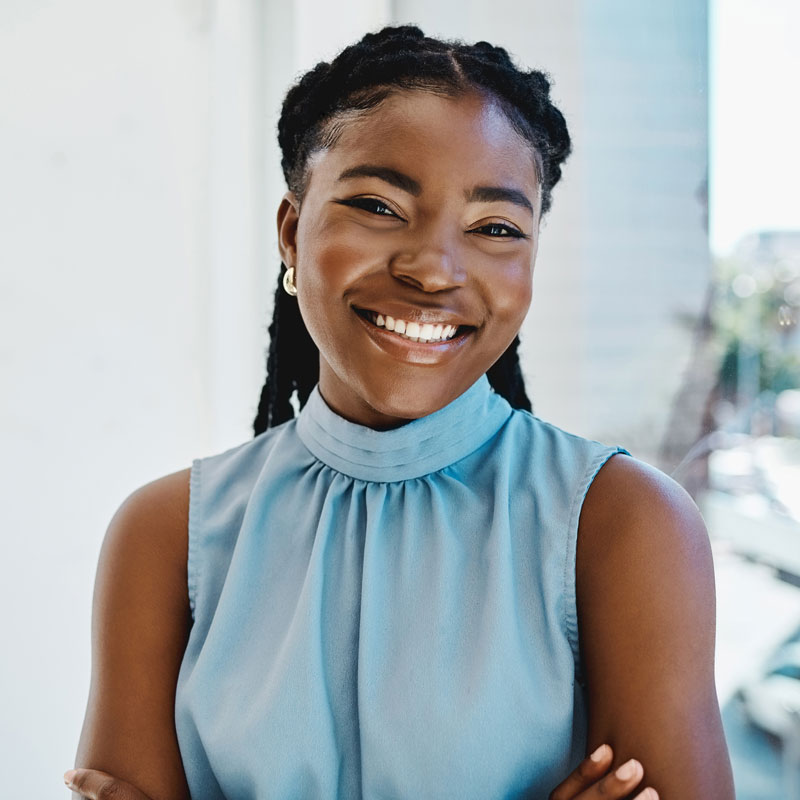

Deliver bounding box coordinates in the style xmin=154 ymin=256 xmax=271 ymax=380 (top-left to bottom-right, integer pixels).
xmin=64 ymin=769 xmax=119 ymax=799
xmin=548 ymin=746 xmax=660 ymax=800
xmin=63 ymin=768 xmax=153 ymax=800
xmin=575 ymin=757 xmax=659 ymax=800
xmin=549 ymin=743 xmax=614 ymax=800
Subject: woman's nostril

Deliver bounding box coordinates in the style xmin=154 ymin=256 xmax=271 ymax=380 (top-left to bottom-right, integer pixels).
xmin=389 ymin=258 xmax=466 ymax=292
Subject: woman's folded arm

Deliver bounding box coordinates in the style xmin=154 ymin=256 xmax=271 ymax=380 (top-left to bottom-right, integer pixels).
xmin=576 ymin=454 xmax=735 ymax=800
xmin=71 ymin=468 xmax=193 ymax=800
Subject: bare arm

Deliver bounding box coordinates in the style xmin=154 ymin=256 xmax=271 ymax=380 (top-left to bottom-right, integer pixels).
xmin=71 ymin=468 xmax=194 ymax=800
xmin=576 ymin=454 xmax=735 ymax=799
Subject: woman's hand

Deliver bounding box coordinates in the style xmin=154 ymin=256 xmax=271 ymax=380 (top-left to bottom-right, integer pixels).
xmin=63 ymin=768 xmax=155 ymax=800
xmin=549 ymin=744 xmax=658 ymax=800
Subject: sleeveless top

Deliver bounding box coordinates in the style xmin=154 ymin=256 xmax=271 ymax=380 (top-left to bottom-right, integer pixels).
xmin=174 ymin=375 xmax=630 ymax=799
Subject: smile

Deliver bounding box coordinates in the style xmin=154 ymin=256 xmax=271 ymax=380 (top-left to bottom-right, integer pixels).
xmin=358 ymin=309 xmax=465 ymax=343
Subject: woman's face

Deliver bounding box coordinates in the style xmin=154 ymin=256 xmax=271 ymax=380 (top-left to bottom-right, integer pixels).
xmin=278 ymin=89 xmax=541 ymax=428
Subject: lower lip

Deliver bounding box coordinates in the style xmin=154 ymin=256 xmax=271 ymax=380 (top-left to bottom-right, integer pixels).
xmin=353 ymin=311 xmax=473 ymax=365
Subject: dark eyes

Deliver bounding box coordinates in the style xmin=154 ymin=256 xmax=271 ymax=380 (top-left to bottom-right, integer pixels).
xmin=477 ymin=223 xmax=527 ymax=239
xmin=335 ymin=197 xmax=528 ymax=239
xmin=340 ymin=197 xmax=398 ymax=217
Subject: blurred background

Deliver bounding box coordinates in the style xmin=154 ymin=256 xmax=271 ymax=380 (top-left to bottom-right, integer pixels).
xmin=1 ymin=0 xmax=799 ymax=796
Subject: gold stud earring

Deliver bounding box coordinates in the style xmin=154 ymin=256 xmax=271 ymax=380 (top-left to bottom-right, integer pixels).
xmin=282 ymin=266 xmax=298 ymax=296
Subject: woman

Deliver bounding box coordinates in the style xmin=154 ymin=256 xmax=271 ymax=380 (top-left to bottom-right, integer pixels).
xmin=65 ymin=26 xmax=734 ymax=800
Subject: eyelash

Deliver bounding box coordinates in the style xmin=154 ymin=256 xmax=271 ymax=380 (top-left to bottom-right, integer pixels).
xmin=337 ymin=197 xmax=528 ymax=239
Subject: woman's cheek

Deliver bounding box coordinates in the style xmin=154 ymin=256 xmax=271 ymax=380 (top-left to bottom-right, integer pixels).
xmin=489 ymin=260 xmax=534 ymax=322
xmin=302 ymin=238 xmax=379 ymax=292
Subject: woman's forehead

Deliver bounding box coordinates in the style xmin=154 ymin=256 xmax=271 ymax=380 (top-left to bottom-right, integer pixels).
xmin=308 ymin=89 xmax=540 ymax=195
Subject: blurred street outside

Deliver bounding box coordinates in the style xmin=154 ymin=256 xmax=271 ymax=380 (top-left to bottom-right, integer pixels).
xmin=703 ymin=459 xmax=800 ymax=798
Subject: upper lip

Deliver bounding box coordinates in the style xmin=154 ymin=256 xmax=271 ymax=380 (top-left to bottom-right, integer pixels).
xmin=352 ymin=302 xmax=477 ymax=329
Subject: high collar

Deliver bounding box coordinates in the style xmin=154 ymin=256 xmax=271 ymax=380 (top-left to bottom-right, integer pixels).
xmin=295 ymin=375 xmax=512 ymax=483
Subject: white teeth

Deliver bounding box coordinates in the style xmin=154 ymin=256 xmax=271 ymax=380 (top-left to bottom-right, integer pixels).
xmin=366 ymin=311 xmax=461 ymax=342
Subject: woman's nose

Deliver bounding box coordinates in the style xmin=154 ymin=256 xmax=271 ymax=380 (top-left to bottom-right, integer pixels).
xmin=388 ymin=238 xmax=468 ymax=292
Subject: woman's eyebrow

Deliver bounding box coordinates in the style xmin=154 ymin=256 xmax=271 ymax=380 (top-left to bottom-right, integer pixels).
xmin=336 ymin=164 xmax=533 ymax=215
xmin=466 ymin=186 xmax=534 ymax=215
xmin=337 ymin=165 xmax=421 ymax=195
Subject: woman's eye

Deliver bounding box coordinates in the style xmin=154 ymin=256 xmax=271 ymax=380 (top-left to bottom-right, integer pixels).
xmin=471 ymin=223 xmax=527 ymax=239
xmin=340 ymin=197 xmax=400 ymax=218
xmin=336 ymin=200 xmax=525 ymax=238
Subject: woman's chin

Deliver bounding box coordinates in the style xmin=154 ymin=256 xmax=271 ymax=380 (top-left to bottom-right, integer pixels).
xmin=318 ymin=356 xmax=488 ymax=429
xmin=352 ymin=378 xmax=474 ymax=429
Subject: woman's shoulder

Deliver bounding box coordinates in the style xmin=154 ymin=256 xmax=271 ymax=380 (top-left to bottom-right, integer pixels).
xmin=109 ymin=467 xmax=192 ymax=563
xmin=578 ymin=453 xmax=707 ymax=548
xmin=96 ymin=466 xmax=194 ymax=625
xmin=576 ymin=453 xmax=711 ymax=595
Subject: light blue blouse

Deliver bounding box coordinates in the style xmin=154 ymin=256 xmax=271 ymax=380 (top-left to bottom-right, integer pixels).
xmin=175 ymin=375 xmax=629 ymax=799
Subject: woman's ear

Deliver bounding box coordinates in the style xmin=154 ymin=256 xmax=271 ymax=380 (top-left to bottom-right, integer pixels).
xmin=277 ymin=191 xmax=300 ymax=267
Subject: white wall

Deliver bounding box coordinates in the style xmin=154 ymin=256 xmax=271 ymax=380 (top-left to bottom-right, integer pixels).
xmin=3 ymin=1 xmax=253 ymax=793
xmin=1 ymin=1 xmax=213 ymax=791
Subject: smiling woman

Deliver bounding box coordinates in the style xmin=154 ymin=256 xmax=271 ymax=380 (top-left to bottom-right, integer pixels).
xmin=66 ymin=25 xmax=735 ymax=800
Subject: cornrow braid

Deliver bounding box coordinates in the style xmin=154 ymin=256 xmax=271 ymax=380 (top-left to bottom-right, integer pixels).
xmin=254 ymin=25 xmax=569 ymax=435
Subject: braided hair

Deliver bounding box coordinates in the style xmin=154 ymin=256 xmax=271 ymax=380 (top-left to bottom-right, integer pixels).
xmin=253 ymin=25 xmax=571 ymax=434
